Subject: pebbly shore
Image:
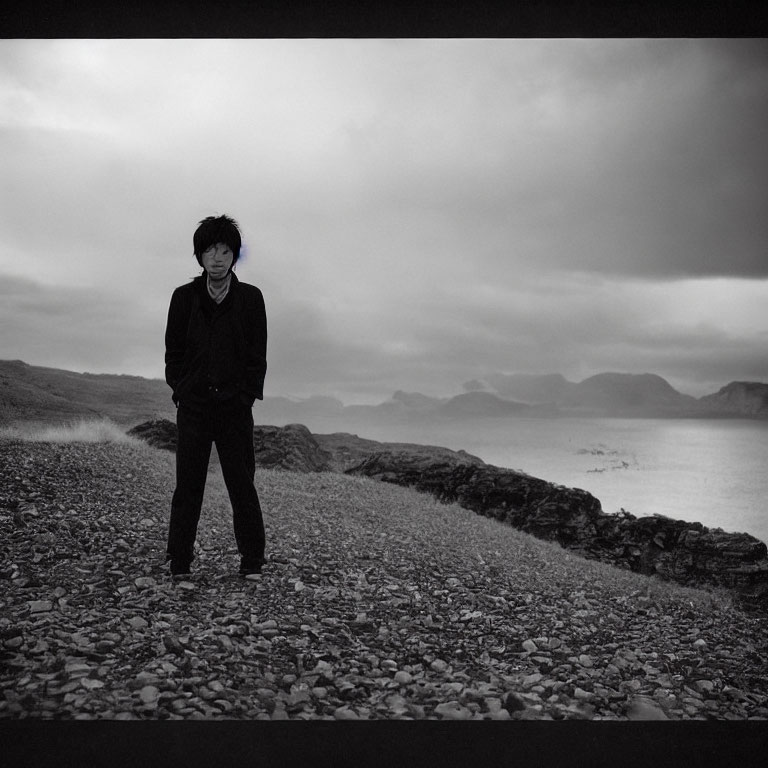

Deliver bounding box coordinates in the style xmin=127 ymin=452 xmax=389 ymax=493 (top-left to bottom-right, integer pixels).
xmin=1 ymin=437 xmax=768 ymax=721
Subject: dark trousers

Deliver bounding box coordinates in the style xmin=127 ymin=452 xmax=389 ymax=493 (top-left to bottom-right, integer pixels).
xmin=166 ymin=398 xmax=265 ymax=569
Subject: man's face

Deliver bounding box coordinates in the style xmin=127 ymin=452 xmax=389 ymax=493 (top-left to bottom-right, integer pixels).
xmin=201 ymin=243 xmax=234 ymax=278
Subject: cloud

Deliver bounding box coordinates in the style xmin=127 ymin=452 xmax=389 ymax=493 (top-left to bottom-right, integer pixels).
xmin=4 ymin=39 xmax=766 ymax=286
xmin=0 ymin=274 xmax=163 ymax=377
xmin=263 ymin=270 xmax=768 ymax=400
xmin=332 ymin=38 xmax=768 ymax=281
xmin=1 ymin=39 xmax=767 ymax=403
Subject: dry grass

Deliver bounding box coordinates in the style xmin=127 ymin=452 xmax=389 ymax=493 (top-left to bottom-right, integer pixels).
xmin=0 ymin=417 xmax=139 ymax=444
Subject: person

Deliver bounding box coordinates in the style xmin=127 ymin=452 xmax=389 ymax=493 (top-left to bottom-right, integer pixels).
xmin=164 ymin=214 xmax=267 ymax=579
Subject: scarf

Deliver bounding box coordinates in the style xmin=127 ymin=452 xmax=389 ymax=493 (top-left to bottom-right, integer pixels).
xmin=206 ymin=273 xmax=232 ymax=304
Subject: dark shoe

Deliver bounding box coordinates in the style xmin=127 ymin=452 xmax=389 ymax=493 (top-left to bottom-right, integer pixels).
xmin=239 ymin=559 xmax=263 ymax=577
xmin=170 ymin=561 xmax=191 ymax=578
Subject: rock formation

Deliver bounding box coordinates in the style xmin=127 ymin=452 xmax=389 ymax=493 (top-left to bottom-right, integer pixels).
xmin=128 ymin=419 xmax=334 ymax=473
xmin=313 ymin=432 xmax=485 ymax=472
xmin=344 ymin=450 xmax=602 ymax=545
xmin=127 ymin=419 xmax=177 ymax=451
xmin=127 ymin=419 xmax=484 ymax=473
xmin=251 ymin=423 xmax=333 ymax=472
xmin=346 ymin=451 xmax=768 ymax=608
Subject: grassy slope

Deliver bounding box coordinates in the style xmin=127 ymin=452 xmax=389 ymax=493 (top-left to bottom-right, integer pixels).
xmin=0 ymin=360 xmax=174 ymax=427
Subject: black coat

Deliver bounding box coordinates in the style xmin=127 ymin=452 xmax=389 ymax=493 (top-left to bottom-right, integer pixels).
xmin=164 ymin=272 xmax=267 ymax=408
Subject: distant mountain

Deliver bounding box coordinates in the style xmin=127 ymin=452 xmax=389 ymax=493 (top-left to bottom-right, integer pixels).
xmin=465 ymin=371 xmax=768 ymax=418
xmin=478 ymin=373 xmax=573 ymax=405
xmin=438 ymin=391 xmax=530 ymax=418
xmin=338 ymin=391 xmax=533 ymax=421
xmin=2 ymin=360 xmax=767 ymax=428
xmin=698 ymin=382 xmax=768 ymax=417
xmin=559 ymin=372 xmax=700 ymax=416
xmin=392 ymin=390 xmax=446 ymax=408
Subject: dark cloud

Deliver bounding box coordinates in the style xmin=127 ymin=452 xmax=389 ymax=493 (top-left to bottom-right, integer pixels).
xmin=339 ymin=39 xmax=768 ymax=280
xmin=0 ymin=275 xmax=163 ymax=376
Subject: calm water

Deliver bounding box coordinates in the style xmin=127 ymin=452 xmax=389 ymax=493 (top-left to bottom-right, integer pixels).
xmin=318 ymin=417 xmax=768 ymax=545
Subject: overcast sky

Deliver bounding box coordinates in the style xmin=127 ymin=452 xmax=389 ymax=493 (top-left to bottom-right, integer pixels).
xmin=1 ymin=38 xmax=767 ymax=402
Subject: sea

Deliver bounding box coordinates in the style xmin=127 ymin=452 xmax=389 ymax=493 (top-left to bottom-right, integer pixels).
xmin=312 ymin=416 xmax=768 ymax=546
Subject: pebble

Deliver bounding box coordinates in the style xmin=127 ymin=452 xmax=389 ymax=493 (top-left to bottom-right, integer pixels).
xmin=65 ymin=662 xmax=92 ymax=677
xmin=434 ymin=701 xmax=471 ymax=720
xmin=574 ymin=687 xmax=592 ymax=700
xmin=333 ymin=706 xmax=359 ymax=720
xmin=694 ymin=680 xmax=715 ymax=695
xmin=135 ymin=671 xmax=161 ymax=684
xmin=28 ymin=600 xmax=53 ymax=613
xmin=139 ymin=685 xmax=160 ymax=705
xmin=626 ymin=696 xmax=669 ymax=720
xmin=253 ymin=619 xmax=278 ymax=631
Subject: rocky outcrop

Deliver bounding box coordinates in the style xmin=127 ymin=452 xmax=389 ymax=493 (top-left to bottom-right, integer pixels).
xmin=345 ymin=451 xmax=603 ymax=546
xmin=127 ymin=420 xmax=485 ymax=474
xmin=346 ymin=451 xmax=768 ymax=608
xmin=586 ymin=513 xmax=768 ymax=600
xmin=128 ymin=420 xmax=334 ymax=473
xmin=251 ymin=424 xmax=333 ymax=472
xmin=313 ymin=432 xmax=485 ymax=472
xmin=127 ymin=419 xmax=177 ymax=451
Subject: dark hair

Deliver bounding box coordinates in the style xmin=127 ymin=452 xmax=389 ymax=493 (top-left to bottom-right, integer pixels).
xmin=193 ymin=215 xmax=242 ymax=266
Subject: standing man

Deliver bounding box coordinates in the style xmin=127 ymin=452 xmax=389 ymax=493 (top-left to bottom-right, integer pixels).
xmin=164 ymin=214 xmax=267 ymax=579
